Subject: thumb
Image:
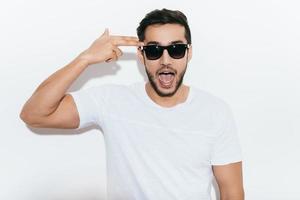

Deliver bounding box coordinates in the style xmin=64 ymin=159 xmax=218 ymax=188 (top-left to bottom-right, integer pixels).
xmin=101 ymin=28 xmax=109 ymax=37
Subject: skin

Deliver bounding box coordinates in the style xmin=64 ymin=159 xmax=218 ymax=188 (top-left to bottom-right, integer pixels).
xmin=19 ymin=29 xmax=143 ymax=128
xmin=138 ymin=24 xmax=244 ymax=199
xmin=137 ymin=24 xmax=192 ymax=108
xmin=20 ymin=25 xmax=244 ymax=199
xmin=213 ymin=161 xmax=245 ymax=200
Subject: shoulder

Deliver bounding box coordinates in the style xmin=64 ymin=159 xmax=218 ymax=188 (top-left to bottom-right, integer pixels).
xmin=191 ymin=86 xmax=230 ymax=109
xmin=189 ymin=86 xmax=235 ymax=122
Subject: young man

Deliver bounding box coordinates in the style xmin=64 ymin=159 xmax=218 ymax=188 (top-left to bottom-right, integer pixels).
xmin=20 ymin=8 xmax=244 ymax=200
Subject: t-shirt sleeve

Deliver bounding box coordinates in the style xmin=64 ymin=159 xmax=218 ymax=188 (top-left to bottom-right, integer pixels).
xmin=210 ymin=101 xmax=243 ymax=165
xmin=67 ymin=86 xmax=105 ymax=130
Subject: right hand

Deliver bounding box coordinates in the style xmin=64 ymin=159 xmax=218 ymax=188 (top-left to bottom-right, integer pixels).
xmin=78 ymin=28 xmax=144 ymax=65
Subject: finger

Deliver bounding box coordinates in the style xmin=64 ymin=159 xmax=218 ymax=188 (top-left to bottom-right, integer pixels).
xmin=103 ymin=28 xmax=109 ymax=36
xmin=112 ymin=35 xmax=138 ymax=40
xmin=111 ymin=36 xmax=143 ymax=46
xmin=113 ymin=47 xmax=123 ymax=58
xmin=105 ymin=58 xmax=112 ymax=63
xmin=105 ymin=49 xmax=118 ymax=62
xmin=116 ymin=39 xmax=144 ymax=47
xmin=99 ymin=28 xmax=109 ymax=40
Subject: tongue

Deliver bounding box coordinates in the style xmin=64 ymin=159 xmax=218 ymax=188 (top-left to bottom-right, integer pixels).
xmin=158 ymin=74 xmax=174 ymax=86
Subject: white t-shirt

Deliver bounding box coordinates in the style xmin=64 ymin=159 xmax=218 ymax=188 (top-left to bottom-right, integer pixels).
xmin=68 ymin=81 xmax=243 ymax=200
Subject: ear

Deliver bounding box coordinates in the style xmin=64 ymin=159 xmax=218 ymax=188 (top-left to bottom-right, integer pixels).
xmin=137 ymin=47 xmax=145 ymax=65
xmin=187 ymin=45 xmax=192 ymax=62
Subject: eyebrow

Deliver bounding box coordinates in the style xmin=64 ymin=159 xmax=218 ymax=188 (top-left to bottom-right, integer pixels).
xmin=146 ymin=40 xmax=185 ymax=45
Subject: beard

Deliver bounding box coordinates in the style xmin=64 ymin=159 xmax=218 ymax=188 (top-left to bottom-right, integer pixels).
xmin=145 ymin=65 xmax=187 ymax=97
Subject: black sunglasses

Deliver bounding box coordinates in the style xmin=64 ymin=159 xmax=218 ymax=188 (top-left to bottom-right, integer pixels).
xmin=140 ymin=43 xmax=191 ymax=60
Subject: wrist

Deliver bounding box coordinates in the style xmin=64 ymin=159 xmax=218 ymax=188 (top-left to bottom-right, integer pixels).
xmin=76 ymin=50 xmax=93 ymax=65
xmin=72 ymin=54 xmax=91 ymax=70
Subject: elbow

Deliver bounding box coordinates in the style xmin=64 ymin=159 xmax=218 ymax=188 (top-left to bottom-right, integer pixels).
xmin=19 ymin=109 xmax=29 ymax=123
xmin=19 ymin=110 xmax=39 ymax=127
xmin=19 ymin=110 xmax=32 ymax=125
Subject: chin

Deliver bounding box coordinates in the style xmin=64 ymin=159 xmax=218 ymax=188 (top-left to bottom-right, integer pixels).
xmin=154 ymin=79 xmax=180 ymax=97
xmin=145 ymin=67 xmax=185 ymax=97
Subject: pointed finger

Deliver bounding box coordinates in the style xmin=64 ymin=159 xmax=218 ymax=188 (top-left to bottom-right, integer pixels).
xmin=111 ymin=35 xmax=144 ymax=46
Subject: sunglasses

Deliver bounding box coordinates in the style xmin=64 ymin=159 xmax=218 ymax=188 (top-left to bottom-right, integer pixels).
xmin=140 ymin=43 xmax=191 ymax=60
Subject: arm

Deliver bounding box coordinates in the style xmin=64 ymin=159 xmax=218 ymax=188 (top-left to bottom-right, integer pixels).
xmin=20 ymin=29 xmax=143 ymax=129
xmin=212 ymin=161 xmax=244 ymax=200
xmin=19 ymin=57 xmax=88 ymax=129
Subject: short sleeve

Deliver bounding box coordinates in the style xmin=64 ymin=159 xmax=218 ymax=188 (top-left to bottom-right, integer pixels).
xmin=210 ymin=101 xmax=243 ymax=165
xmin=67 ymin=86 xmax=104 ymax=130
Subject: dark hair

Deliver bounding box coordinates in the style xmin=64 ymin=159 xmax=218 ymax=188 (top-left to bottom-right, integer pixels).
xmin=137 ymin=8 xmax=192 ymax=44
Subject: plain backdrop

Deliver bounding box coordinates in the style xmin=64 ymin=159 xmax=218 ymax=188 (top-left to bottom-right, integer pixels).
xmin=1 ymin=0 xmax=299 ymax=199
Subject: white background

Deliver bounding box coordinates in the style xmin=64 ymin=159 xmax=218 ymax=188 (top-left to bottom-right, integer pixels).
xmin=1 ymin=0 xmax=299 ymax=199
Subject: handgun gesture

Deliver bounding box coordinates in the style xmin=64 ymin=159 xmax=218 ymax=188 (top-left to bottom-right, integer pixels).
xmin=79 ymin=28 xmax=144 ymax=65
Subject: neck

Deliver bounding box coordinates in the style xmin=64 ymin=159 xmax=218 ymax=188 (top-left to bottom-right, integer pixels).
xmin=145 ymin=82 xmax=190 ymax=108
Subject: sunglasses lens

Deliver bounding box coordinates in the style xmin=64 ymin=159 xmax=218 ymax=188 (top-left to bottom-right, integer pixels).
xmin=168 ymin=44 xmax=187 ymax=59
xmin=143 ymin=44 xmax=188 ymax=60
xmin=144 ymin=46 xmax=163 ymax=60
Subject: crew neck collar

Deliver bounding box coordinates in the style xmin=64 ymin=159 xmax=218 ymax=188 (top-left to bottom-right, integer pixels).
xmin=138 ymin=82 xmax=194 ymax=110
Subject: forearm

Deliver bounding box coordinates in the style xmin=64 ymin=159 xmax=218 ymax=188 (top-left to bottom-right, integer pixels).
xmin=220 ymin=189 xmax=244 ymax=200
xmin=20 ymin=55 xmax=89 ymax=119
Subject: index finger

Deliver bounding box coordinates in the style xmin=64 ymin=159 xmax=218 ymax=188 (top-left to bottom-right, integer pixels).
xmin=111 ymin=35 xmax=144 ymax=46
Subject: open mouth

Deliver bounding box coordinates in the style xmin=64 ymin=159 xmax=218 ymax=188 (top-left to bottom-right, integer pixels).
xmin=158 ymin=71 xmax=175 ymax=88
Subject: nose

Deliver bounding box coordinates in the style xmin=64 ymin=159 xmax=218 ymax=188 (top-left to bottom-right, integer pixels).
xmin=160 ymin=49 xmax=171 ymax=65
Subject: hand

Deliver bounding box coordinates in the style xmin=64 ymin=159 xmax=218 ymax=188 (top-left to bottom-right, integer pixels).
xmin=78 ymin=28 xmax=143 ymax=65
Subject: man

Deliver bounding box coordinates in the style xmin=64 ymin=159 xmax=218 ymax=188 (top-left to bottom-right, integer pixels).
xmin=20 ymin=8 xmax=244 ymax=200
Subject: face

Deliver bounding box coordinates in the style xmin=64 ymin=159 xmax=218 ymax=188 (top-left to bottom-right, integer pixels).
xmin=138 ymin=24 xmax=192 ymax=97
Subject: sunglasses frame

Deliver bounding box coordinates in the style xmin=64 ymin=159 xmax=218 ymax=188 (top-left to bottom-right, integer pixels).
xmin=139 ymin=43 xmax=191 ymax=60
